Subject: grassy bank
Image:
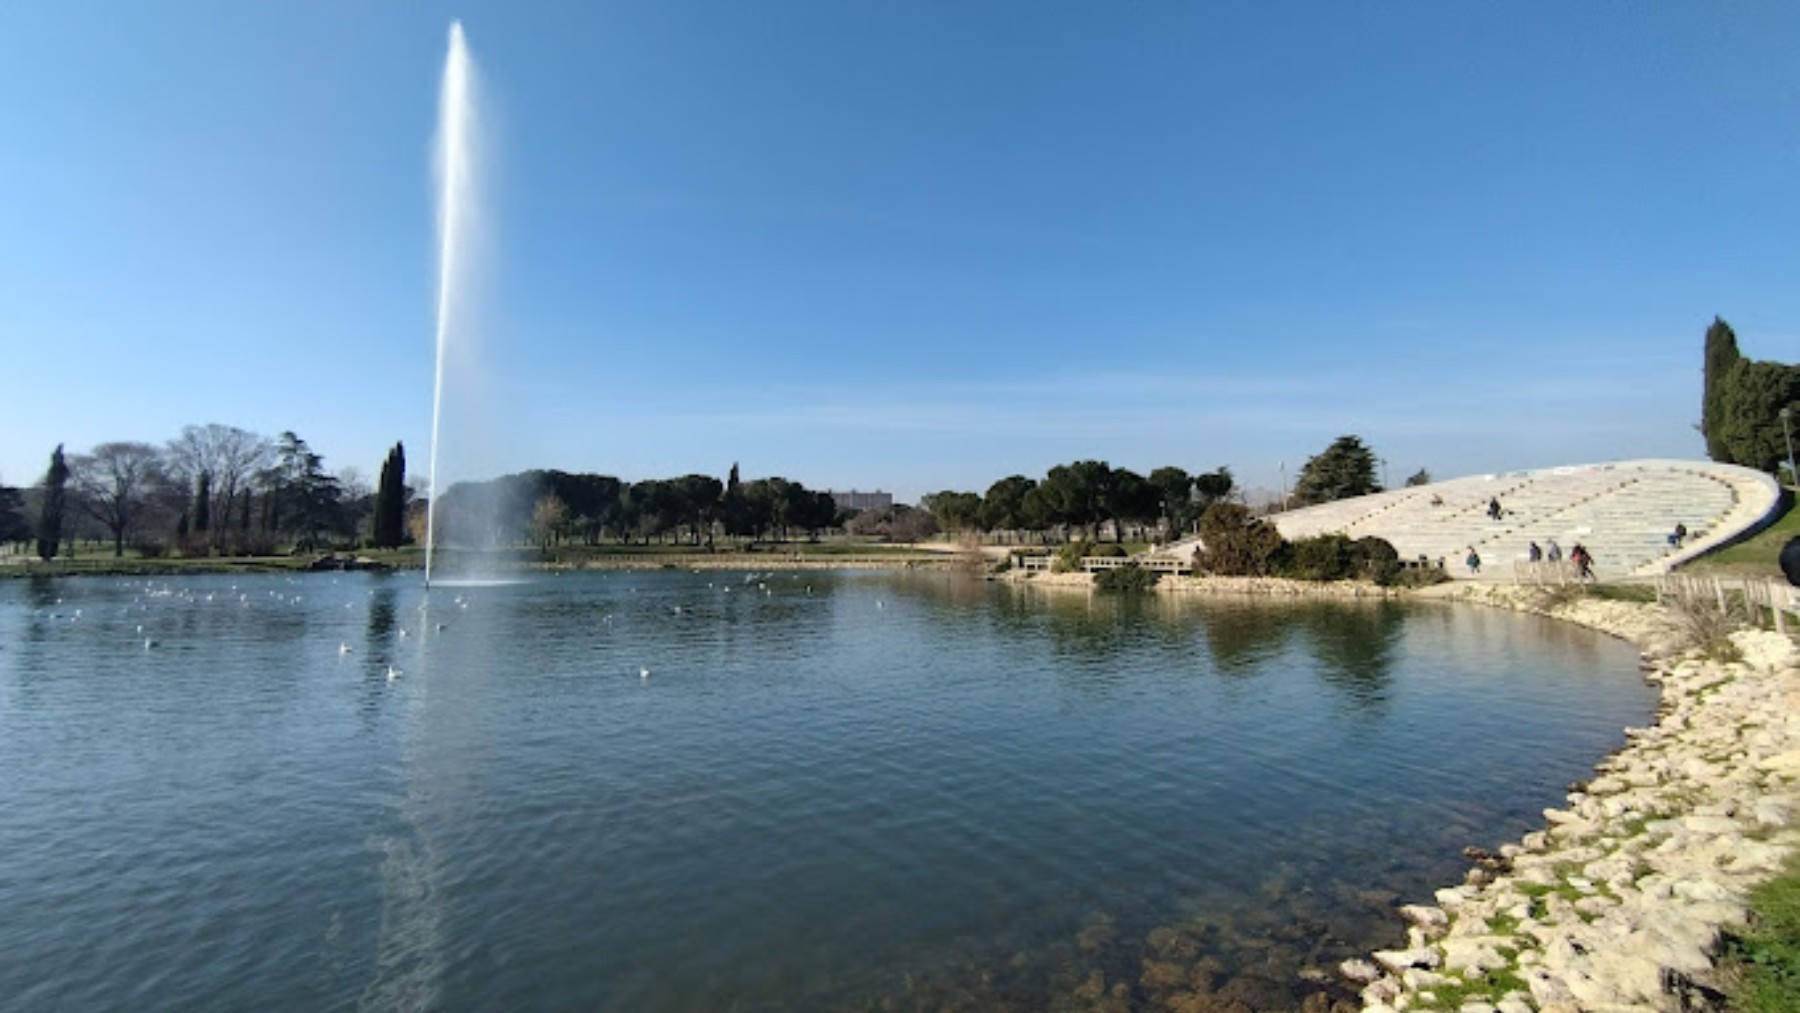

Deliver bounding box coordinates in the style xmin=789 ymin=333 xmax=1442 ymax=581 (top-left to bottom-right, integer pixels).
xmin=1683 ymin=495 xmax=1798 ymax=578
xmin=1724 ymin=850 xmax=1800 ymax=1013
xmin=0 ymin=539 xmax=958 ymax=579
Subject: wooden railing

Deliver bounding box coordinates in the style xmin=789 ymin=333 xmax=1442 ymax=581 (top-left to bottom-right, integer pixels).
xmin=1008 ymin=554 xmax=1193 ymax=575
xmin=1656 ymin=574 xmax=1799 ymax=635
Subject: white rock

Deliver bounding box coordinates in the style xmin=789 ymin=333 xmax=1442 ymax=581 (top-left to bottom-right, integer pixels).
xmin=1671 ymin=877 xmax=1734 ymax=904
xmin=1440 ymin=938 xmax=1509 ymax=973
xmin=1401 ymin=968 xmax=1446 ymax=990
xmin=1373 ymin=947 xmax=1441 ymax=972
xmin=1728 ymin=839 xmax=1791 ymax=874
xmin=1526 ymin=969 xmax=1577 ymax=1007
xmin=1585 ymin=775 xmax=1627 ymax=795
xmin=1584 ymin=950 xmax=1665 ymax=1005
xmin=1753 ymin=750 xmax=1800 ymax=776
xmin=1399 ymin=904 xmax=1449 ymax=934
xmin=1363 ymin=978 xmax=1403 ymax=1005
xmin=1338 ymin=958 xmax=1380 ymax=983
xmin=1679 ymin=814 xmax=1740 ymax=836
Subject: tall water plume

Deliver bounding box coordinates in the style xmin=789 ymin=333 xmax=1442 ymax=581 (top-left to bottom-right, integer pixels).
xmin=425 ymin=21 xmax=474 ymax=587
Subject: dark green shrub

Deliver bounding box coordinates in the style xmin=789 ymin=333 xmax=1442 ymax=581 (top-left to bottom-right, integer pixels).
xmin=1053 ymin=539 xmax=1096 ymax=573
xmin=1280 ymin=533 xmax=1355 ymax=580
xmin=1194 ymin=503 xmax=1284 ymax=576
xmin=1386 ymin=566 xmax=1451 ymax=589
xmin=1094 ymin=566 xmax=1160 ymax=592
xmin=1273 ymin=533 xmax=1405 ymax=583
xmin=1090 ymin=543 xmax=1128 ymax=558
xmin=1351 ymin=536 xmax=1403 ymax=585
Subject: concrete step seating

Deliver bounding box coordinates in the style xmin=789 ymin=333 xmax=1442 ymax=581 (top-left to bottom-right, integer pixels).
xmin=1156 ymin=459 xmax=1781 ymax=580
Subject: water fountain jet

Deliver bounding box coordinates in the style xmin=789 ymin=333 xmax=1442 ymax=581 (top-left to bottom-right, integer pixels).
xmin=425 ymin=21 xmax=473 ymax=589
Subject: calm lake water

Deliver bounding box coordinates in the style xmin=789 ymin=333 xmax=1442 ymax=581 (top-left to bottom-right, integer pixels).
xmin=0 ymin=571 xmax=1652 ymax=1012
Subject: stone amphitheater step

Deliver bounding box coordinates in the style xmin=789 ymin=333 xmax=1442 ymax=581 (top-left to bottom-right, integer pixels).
xmin=1154 ymin=459 xmax=1781 ymax=581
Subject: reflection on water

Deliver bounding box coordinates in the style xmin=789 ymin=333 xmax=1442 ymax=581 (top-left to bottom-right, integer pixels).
xmin=0 ymin=571 xmax=1652 ymax=1011
xmin=1298 ymin=601 xmax=1401 ymax=709
xmin=1196 ymin=602 xmax=1297 ymax=674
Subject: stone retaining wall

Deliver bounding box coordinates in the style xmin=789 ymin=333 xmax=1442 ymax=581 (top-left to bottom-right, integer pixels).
xmin=1350 ymin=584 xmax=1800 ymax=1013
xmin=997 ymin=570 xmax=1402 ymax=599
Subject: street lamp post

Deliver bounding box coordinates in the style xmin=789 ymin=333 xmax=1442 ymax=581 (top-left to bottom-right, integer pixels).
xmin=1782 ymin=406 xmax=1797 ymax=489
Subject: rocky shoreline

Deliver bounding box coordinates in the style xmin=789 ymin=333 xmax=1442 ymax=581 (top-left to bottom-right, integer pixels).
xmin=1346 ymin=584 xmax=1800 ymax=1013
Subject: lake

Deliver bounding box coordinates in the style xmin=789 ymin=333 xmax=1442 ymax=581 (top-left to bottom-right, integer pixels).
xmin=0 ymin=570 xmax=1652 ymax=1011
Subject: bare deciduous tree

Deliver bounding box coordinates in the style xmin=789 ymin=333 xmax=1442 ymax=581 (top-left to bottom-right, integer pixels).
xmin=165 ymin=424 xmax=273 ymax=535
xmin=72 ymin=442 xmax=168 ymax=557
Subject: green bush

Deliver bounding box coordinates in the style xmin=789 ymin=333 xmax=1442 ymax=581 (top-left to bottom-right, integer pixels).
xmin=1351 ymin=536 xmax=1403 ymax=585
xmin=1053 ymin=539 xmax=1096 ymax=573
xmin=1094 ymin=566 xmax=1161 ymax=592
xmin=1194 ymin=503 xmax=1284 ymax=576
xmin=1279 ymin=533 xmax=1355 ymax=580
xmin=1273 ymin=533 xmax=1406 ymax=583
xmin=1386 ymin=566 xmax=1451 ymax=589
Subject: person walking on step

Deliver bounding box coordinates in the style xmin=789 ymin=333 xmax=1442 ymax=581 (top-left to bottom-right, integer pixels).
xmin=1465 ymin=546 xmax=1482 ymax=575
xmin=1528 ymin=541 xmax=1543 ymax=563
xmin=1546 ymin=539 xmax=1563 ymax=563
xmin=1570 ymin=542 xmax=1594 ymax=581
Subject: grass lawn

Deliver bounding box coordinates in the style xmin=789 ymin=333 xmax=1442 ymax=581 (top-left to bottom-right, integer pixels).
xmin=1681 ymin=495 xmax=1798 ymax=578
xmin=1722 ymin=849 xmax=1800 ymax=1013
xmin=0 ymin=539 xmax=957 ymax=578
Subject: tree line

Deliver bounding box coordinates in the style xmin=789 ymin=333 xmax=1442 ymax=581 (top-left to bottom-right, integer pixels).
xmin=0 ymin=424 xmax=411 ymax=560
xmin=908 ymin=461 xmax=1238 ymax=544
xmin=432 ymin=464 xmax=841 ymax=549
xmin=1 ymin=424 xmax=1409 ymax=559
xmin=1701 ymin=317 xmax=1800 ymax=477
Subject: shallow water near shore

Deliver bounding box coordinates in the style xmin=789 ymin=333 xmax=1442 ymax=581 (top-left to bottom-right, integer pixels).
xmin=0 ymin=571 xmax=1652 ymax=1011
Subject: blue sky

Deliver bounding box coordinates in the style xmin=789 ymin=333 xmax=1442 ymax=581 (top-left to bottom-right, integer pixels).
xmin=3 ymin=3 xmax=1797 ymax=501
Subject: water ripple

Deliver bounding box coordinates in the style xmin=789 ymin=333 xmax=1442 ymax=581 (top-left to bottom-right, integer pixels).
xmin=0 ymin=571 xmax=1651 ymax=1011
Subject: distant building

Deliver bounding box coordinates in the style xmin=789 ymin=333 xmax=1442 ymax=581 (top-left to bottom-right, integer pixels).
xmin=829 ymin=490 xmax=893 ymax=513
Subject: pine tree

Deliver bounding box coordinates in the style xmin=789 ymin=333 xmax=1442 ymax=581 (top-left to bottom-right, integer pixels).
xmin=36 ymin=444 xmax=70 ymax=561
xmin=1291 ymin=436 xmax=1380 ymax=506
xmin=1702 ymin=316 xmax=1743 ymax=462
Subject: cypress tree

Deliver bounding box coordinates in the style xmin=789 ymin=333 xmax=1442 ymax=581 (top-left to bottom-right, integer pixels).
xmin=193 ymin=472 xmax=212 ymax=534
xmin=371 ymin=442 xmax=407 ymax=548
xmin=386 ymin=443 xmax=406 ymax=546
xmin=1702 ymin=316 xmax=1743 ymax=462
xmin=35 ymin=444 xmax=69 ymax=561
xmin=370 ymin=461 xmax=389 ymax=547
xmin=723 ymin=462 xmax=745 ymax=538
